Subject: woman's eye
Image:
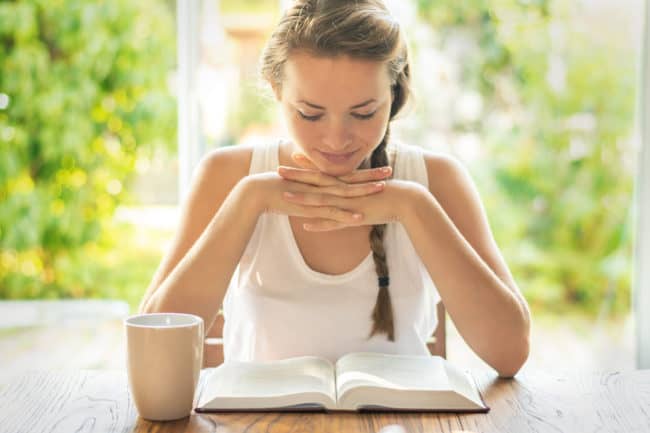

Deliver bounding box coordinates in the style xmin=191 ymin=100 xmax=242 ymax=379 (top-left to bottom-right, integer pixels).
xmin=351 ymin=111 xmax=377 ymax=120
xmin=297 ymin=110 xmax=376 ymax=121
xmin=298 ymin=111 xmax=323 ymax=122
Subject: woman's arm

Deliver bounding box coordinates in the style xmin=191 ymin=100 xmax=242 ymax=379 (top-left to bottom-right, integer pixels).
xmin=275 ymin=151 xmax=530 ymax=376
xmin=400 ymin=153 xmax=531 ymax=378
xmin=139 ymin=146 xmax=388 ymax=331
xmin=139 ymin=146 xmax=258 ymax=331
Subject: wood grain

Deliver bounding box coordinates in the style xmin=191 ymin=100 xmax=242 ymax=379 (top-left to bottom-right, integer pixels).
xmin=1 ymin=369 xmax=649 ymax=433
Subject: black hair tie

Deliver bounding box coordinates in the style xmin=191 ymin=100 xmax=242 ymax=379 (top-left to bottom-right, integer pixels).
xmin=378 ymin=276 xmax=390 ymax=287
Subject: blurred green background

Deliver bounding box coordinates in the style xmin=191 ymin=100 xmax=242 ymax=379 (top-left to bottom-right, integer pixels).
xmin=0 ymin=0 xmax=176 ymax=307
xmin=0 ymin=0 xmax=641 ymax=319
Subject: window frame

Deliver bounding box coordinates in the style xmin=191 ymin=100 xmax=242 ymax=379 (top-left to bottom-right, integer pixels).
xmin=634 ymin=0 xmax=650 ymax=369
xmin=177 ymin=0 xmax=204 ymax=202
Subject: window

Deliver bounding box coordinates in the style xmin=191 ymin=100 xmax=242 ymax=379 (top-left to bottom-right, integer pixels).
xmin=176 ymin=0 xmax=647 ymax=369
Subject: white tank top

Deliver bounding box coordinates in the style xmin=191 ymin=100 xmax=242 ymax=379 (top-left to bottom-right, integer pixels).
xmin=222 ymin=139 xmax=441 ymax=363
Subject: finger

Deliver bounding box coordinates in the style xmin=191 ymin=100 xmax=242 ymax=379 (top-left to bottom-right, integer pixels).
xmin=284 ymin=191 xmax=340 ymax=207
xmin=282 ymin=188 xmax=377 ymax=209
xmin=288 ymin=202 xmax=363 ymax=224
xmin=278 ymin=166 xmax=340 ymax=187
xmin=318 ymin=181 xmax=385 ymax=198
xmin=282 ymin=199 xmax=362 ymax=223
xmin=303 ymin=219 xmax=347 ymax=232
xmin=312 ymin=205 xmax=363 ymax=224
xmin=337 ymin=166 xmax=392 ymax=184
xmin=291 ymin=152 xmax=319 ymax=170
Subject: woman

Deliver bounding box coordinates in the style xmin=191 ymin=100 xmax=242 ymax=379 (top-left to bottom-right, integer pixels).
xmin=140 ymin=0 xmax=531 ymax=377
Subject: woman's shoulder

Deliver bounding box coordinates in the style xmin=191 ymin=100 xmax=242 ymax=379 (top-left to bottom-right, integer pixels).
xmin=185 ymin=143 xmax=260 ymax=210
xmin=390 ymin=140 xmax=457 ymax=182
xmin=416 ymin=146 xmax=484 ymax=231
xmin=392 ymin=140 xmax=472 ymax=201
xmin=420 ymin=149 xmax=466 ymax=185
xmin=199 ymin=143 xmax=255 ymax=180
xmin=199 ymin=139 xmax=280 ymax=185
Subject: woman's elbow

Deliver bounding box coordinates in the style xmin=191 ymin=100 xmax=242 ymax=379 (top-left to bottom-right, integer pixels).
xmin=495 ymin=334 xmax=530 ymax=378
xmin=496 ymin=302 xmax=532 ymax=378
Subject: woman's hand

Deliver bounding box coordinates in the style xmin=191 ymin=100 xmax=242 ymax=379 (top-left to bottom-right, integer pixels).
xmin=244 ymin=155 xmax=394 ymax=229
xmin=271 ymin=152 xmax=417 ymax=231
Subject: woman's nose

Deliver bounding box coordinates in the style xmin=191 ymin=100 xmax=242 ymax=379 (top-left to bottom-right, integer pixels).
xmin=322 ymin=118 xmax=353 ymax=150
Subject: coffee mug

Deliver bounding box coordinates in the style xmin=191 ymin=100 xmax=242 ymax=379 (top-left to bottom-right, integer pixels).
xmin=125 ymin=313 xmax=204 ymax=421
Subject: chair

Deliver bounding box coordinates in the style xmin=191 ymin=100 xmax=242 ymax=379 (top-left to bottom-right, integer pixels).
xmin=427 ymin=302 xmax=447 ymax=358
xmin=204 ymin=311 xmax=225 ymax=367
xmin=203 ymin=303 xmax=447 ymax=367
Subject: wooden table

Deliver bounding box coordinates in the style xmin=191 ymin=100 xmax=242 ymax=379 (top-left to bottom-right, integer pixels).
xmin=0 ymin=368 xmax=649 ymax=433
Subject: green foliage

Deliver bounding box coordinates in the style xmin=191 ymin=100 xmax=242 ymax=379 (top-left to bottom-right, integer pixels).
xmin=53 ymin=218 xmax=170 ymax=311
xmin=416 ymin=0 xmax=636 ymax=315
xmin=0 ymin=0 xmax=176 ymax=298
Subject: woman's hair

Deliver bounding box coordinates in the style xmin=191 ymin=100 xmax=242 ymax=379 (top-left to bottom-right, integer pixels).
xmin=260 ymin=0 xmax=412 ymax=341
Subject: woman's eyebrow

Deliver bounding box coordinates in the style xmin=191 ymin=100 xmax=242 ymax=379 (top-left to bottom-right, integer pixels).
xmin=297 ymin=98 xmax=377 ymax=110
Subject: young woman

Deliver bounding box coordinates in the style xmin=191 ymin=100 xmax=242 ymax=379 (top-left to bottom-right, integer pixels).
xmin=139 ymin=0 xmax=531 ymax=377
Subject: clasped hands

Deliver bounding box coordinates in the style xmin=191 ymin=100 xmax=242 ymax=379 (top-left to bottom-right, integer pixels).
xmin=256 ymin=152 xmax=413 ymax=232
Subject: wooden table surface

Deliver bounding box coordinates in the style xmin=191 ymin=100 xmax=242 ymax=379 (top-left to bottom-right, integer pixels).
xmin=0 ymin=368 xmax=649 ymax=433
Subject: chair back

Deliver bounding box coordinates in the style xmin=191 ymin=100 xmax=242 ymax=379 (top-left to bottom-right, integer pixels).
xmin=427 ymin=302 xmax=447 ymax=358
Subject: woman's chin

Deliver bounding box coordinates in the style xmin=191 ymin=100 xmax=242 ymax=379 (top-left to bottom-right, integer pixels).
xmin=306 ymin=152 xmax=375 ymax=176
xmin=316 ymin=163 xmax=357 ymax=177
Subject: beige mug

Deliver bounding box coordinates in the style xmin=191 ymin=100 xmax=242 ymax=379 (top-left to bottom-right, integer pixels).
xmin=125 ymin=313 xmax=204 ymax=421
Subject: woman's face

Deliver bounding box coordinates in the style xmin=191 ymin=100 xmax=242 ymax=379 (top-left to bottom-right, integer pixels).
xmin=277 ymin=52 xmax=393 ymax=176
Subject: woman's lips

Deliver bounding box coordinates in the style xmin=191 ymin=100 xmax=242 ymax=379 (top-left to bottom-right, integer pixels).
xmin=317 ymin=149 xmax=358 ymax=164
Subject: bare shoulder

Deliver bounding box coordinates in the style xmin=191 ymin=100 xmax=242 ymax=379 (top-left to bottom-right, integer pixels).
xmin=419 ymin=150 xmax=474 ymax=205
xmin=194 ymin=144 xmax=255 ymax=193
xmin=179 ymin=144 xmax=255 ymax=231
xmin=419 ymin=149 xmax=485 ymax=232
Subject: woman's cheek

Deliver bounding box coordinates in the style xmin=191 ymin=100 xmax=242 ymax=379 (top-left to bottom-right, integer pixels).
xmin=289 ymin=118 xmax=316 ymax=141
xmin=364 ymin=117 xmax=389 ymax=145
xmin=286 ymin=118 xmax=321 ymax=153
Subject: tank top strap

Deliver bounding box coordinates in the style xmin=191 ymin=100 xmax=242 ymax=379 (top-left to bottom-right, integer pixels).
xmin=249 ymin=139 xmax=280 ymax=175
xmin=391 ymin=141 xmax=429 ymax=188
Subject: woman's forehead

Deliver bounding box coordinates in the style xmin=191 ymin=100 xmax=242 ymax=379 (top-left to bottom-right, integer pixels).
xmin=283 ymin=52 xmax=391 ymax=103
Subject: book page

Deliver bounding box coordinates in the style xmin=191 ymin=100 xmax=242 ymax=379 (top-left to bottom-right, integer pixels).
xmin=198 ymin=356 xmax=336 ymax=408
xmin=335 ymin=352 xmax=450 ymax=397
xmin=444 ymin=363 xmax=484 ymax=407
xmin=333 ymin=352 xmax=486 ymax=411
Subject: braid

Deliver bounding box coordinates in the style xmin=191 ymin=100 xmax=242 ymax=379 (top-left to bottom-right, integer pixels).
xmin=367 ymin=125 xmax=394 ymax=341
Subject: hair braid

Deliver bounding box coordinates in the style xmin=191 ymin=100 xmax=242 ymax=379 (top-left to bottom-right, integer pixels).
xmin=367 ymin=125 xmax=394 ymax=341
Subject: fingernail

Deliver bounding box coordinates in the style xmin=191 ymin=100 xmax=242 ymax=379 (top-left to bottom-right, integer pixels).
xmin=353 ymin=213 xmax=363 ymax=220
xmin=375 ymin=182 xmax=384 ymax=189
xmin=284 ymin=191 xmax=295 ymax=198
xmin=381 ymin=167 xmax=391 ymax=173
xmin=294 ymin=154 xmax=306 ymax=160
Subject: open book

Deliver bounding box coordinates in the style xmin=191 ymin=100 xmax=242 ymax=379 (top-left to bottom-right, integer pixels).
xmin=195 ymin=352 xmax=489 ymax=413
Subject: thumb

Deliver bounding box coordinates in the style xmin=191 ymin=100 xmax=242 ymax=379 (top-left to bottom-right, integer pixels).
xmin=291 ymin=152 xmax=319 ymax=170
